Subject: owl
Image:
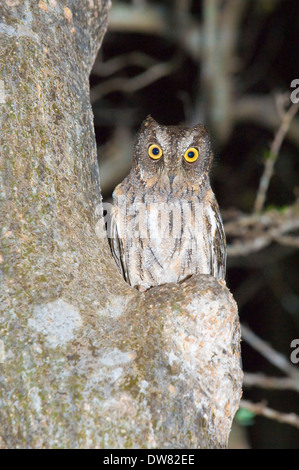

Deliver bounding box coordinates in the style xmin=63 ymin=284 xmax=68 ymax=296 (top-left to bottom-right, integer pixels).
xmin=109 ymin=115 xmax=226 ymax=291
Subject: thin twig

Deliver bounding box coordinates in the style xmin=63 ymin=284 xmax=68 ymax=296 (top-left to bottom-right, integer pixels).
xmin=225 ymin=204 xmax=299 ymax=257
xmin=90 ymin=60 xmax=178 ymax=104
xmin=253 ymin=98 xmax=299 ymax=213
xmin=234 ymin=95 xmax=299 ymax=148
xmin=92 ymin=52 xmax=157 ymax=77
xmin=240 ymin=399 xmax=299 ymax=429
xmin=108 ymin=2 xmax=201 ymax=61
xmin=275 ymin=235 xmax=299 ymax=248
xmin=241 ymin=324 xmax=299 ymax=381
xmin=243 ymin=373 xmax=299 ymax=392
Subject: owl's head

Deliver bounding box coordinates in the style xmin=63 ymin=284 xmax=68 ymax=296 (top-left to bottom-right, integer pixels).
xmin=132 ymin=115 xmax=213 ymax=190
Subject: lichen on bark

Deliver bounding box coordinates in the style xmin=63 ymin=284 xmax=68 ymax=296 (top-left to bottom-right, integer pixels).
xmin=0 ymin=0 xmax=242 ymax=449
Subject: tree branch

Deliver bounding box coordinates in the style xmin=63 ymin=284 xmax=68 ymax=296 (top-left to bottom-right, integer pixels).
xmin=90 ymin=59 xmax=179 ymax=103
xmin=253 ymin=97 xmax=299 ymax=213
xmin=243 ymin=373 xmax=299 ymax=393
xmin=240 ymin=400 xmax=299 ymax=429
xmin=225 ymin=204 xmax=299 ymax=257
xmin=241 ymin=325 xmax=299 ymax=381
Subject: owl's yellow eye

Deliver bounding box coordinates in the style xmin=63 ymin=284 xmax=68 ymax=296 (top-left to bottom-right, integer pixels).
xmin=148 ymin=144 xmax=163 ymax=160
xmin=184 ymin=147 xmax=199 ymax=163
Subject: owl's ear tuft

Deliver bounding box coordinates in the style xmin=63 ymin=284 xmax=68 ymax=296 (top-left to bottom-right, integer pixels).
xmin=192 ymin=123 xmax=211 ymax=145
xmin=141 ymin=115 xmax=159 ymax=130
xmin=192 ymin=123 xmax=208 ymax=134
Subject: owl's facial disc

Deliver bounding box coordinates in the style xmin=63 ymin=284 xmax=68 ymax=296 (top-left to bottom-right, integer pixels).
xmin=133 ymin=117 xmax=212 ymax=187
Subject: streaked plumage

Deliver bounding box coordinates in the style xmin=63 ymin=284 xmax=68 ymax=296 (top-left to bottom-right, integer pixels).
xmin=109 ymin=115 xmax=226 ymax=291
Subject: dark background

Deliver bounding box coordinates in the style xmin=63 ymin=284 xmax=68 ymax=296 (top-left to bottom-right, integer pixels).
xmin=90 ymin=0 xmax=299 ymax=449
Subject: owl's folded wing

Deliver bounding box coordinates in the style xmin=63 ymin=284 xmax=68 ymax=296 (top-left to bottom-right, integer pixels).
xmin=206 ymin=196 xmax=227 ymax=280
xmin=109 ymin=208 xmax=129 ymax=283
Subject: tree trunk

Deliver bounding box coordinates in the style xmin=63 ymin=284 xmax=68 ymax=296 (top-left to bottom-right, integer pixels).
xmin=0 ymin=0 xmax=242 ymax=448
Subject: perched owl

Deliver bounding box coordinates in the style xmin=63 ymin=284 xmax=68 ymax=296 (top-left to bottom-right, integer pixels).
xmin=109 ymin=115 xmax=226 ymax=291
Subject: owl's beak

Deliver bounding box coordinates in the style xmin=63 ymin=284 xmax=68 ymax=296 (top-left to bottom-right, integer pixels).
xmin=169 ymin=174 xmax=175 ymax=185
xmin=161 ymin=167 xmax=180 ymax=186
xmin=168 ymin=169 xmax=180 ymax=185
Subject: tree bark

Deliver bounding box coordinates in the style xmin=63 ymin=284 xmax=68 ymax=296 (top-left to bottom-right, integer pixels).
xmin=0 ymin=0 xmax=242 ymax=448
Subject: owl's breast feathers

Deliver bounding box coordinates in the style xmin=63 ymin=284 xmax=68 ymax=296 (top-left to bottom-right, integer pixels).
xmin=109 ymin=177 xmax=226 ymax=291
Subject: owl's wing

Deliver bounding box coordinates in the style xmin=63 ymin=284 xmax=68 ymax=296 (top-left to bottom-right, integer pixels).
xmin=205 ymin=196 xmax=227 ymax=280
xmin=109 ymin=207 xmax=130 ymax=284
